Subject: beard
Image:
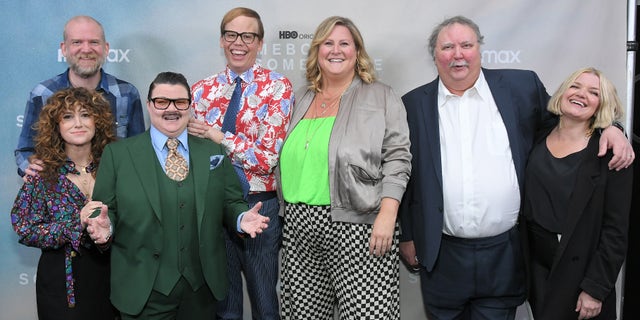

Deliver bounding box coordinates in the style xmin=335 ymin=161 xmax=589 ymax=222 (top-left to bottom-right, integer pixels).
xmin=68 ymin=54 xmax=105 ymax=78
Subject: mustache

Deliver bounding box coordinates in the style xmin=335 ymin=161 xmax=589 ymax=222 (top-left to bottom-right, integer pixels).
xmin=162 ymin=111 xmax=183 ymax=118
xmin=448 ymin=60 xmax=469 ymax=68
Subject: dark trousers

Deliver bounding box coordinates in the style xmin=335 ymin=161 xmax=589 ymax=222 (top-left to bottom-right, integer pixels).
xmin=120 ymin=276 xmax=215 ymax=320
xmin=216 ymin=195 xmax=282 ymax=320
xmin=420 ymin=227 xmax=526 ymax=320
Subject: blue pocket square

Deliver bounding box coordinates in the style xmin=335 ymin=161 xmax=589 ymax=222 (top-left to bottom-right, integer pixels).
xmin=210 ymin=155 xmax=224 ymax=170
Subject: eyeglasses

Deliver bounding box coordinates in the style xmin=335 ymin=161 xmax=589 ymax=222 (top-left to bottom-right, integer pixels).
xmin=222 ymin=30 xmax=260 ymax=44
xmin=150 ymin=97 xmax=191 ymax=110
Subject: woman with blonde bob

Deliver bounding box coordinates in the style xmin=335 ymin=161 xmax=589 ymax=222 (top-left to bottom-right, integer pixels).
xmin=522 ymin=67 xmax=632 ymax=320
xmin=277 ymin=16 xmax=411 ymax=319
xmin=11 ymin=87 xmax=116 ymax=320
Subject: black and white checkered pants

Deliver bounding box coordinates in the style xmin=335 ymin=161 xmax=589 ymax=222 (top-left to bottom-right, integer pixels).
xmin=280 ymin=203 xmax=400 ymax=320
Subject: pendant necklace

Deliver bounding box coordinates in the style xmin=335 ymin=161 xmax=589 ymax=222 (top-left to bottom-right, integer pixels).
xmin=68 ymin=160 xmax=95 ymax=199
xmin=304 ymin=95 xmax=341 ymax=150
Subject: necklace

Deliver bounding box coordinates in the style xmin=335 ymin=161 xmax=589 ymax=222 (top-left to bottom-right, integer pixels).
xmin=68 ymin=171 xmax=95 ymax=199
xmin=304 ymin=96 xmax=341 ymax=150
xmin=317 ymin=82 xmax=350 ymax=109
xmin=315 ymin=95 xmax=341 ymax=117
xmin=76 ymin=161 xmax=91 ymax=174
xmin=68 ymin=159 xmax=94 ymax=199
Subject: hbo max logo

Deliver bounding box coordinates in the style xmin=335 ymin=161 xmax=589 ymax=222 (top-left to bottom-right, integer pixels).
xmin=278 ymin=31 xmax=314 ymax=39
xmin=57 ymin=48 xmax=132 ymax=63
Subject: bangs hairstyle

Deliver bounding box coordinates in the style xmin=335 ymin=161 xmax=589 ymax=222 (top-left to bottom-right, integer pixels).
xmin=305 ymin=16 xmax=376 ymax=92
xmin=33 ymin=87 xmax=116 ymax=182
xmin=219 ymin=7 xmax=264 ymax=40
xmin=547 ymin=67 xmax=623 ymax=133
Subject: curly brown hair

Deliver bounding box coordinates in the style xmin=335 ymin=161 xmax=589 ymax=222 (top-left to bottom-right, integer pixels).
xmin=32 ymin=87 xmax=116 ymax=182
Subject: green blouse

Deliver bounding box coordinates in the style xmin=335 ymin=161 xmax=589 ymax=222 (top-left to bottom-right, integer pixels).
xmin=280 ymin=117 xmax=336 ymax=205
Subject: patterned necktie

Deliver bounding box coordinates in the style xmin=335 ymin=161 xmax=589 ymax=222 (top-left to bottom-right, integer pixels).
xmin=221 ymin=76 xmax=243 ymax=134
xmin=220 ymin=76 xmax=250 ymax=198
xmin=165 ymin=138 xmax=188 ymax=181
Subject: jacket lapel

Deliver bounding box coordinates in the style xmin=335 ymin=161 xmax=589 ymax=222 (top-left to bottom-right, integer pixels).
xmin=484 ymin=69 xmax=525 ymax=188
xmin=422 ymin=81 xmax=443 ymax=188
xmin=129 ymin=132 xmax=162 ymax=221
xmin=189 ymin=136 xmax=209 ymax=233
xmin=550 ymin=137 xmax=600 ymax=274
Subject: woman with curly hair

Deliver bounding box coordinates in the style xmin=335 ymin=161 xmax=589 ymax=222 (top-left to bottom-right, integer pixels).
xmin=11 ymin=87 xmax=117 ymax=320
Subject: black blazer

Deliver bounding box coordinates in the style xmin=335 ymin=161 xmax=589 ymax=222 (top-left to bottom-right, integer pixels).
xmin=523 ymin=131 xmax=633 ymax=319
xmin=399 ymin=68 xmax=554 ymax=271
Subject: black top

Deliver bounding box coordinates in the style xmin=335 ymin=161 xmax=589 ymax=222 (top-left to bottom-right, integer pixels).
xmin=525 ymin=138 xmax=587 ymax=233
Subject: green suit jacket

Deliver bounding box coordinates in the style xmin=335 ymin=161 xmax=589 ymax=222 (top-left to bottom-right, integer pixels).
xmin=92 ymin=131 xmax=247 ymax=315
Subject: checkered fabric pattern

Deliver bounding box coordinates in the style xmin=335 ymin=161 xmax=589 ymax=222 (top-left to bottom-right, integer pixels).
xmin=165 ymin=138 xmax=188 ymax=181
xmin=280 ymin=203 xmax=400 ymax=320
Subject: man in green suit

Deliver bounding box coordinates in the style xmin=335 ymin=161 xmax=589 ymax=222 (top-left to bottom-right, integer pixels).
xmin=85 ymin=71 xmax=269 ymax=319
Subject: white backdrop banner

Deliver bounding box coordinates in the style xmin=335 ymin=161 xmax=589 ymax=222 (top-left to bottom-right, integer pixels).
xmin=0 ymin=0 xmax=627 ymax=319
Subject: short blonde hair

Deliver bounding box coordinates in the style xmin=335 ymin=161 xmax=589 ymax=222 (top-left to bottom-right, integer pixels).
xmin=219 ymin=7 xmax=264 ymax=40
xmin=547 ymin=67 xmax=623 ymax=132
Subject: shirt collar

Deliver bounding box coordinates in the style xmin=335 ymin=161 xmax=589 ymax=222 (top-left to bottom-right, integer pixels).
xmin=226 ymin=63 xmax=260 ymax=84
xmin=150 ymin=126 xmax=189 ymax=153
xmin=64 ymin=68 xmax=109 ymax=93
xmin=437 ymin=70 xmax=490 ymax=107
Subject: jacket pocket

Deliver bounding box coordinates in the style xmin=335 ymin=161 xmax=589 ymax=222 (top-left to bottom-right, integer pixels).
xmin=346 ymin=164 xmax=382 ymax=213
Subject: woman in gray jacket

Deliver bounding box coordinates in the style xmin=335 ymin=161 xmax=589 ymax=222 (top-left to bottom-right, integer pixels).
xmin=277 ymin=16 xmax=411 ymax=319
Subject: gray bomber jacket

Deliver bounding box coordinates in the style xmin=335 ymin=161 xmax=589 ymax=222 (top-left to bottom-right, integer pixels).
xmin=277 ymin=76 xmax=411 ymax=224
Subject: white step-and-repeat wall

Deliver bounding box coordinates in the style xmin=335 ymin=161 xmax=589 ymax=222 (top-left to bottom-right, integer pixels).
xmin=0 ymin=1 xmax=627 ymax=319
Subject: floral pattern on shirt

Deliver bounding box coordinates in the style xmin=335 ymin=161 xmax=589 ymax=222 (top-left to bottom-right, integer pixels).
xmin=11 ymin=161 xmax=95 ymax=307
xmin=191 ymin=63 xmax=293 ymax=192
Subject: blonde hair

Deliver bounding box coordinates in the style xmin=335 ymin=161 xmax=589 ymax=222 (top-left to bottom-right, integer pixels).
xmin=547 ymin=67 xmax=623 ymax=133
xmin=305 ymin=16 xmax=375 ymax=92
xmin=219 ymin=7 xmax=264 ymax=40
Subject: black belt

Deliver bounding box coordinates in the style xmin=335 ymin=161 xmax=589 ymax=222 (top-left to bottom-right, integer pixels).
xmin=246 ymin=191 xmax=277 ymax=203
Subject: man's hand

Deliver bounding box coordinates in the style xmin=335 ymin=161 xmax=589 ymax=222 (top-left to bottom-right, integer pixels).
xmin=188 ymin=118 xmax=224 ymax=144
xmin=575 ymin=291 xmax=602 ymax=319
xmin=599 ymin=125 xmax=634 ymax=170
xmin=22 ymin=159 xmax=44 ymax=182
xmin=399 ymin=240 xmax=421 ymax=272
xmin=240 ymin=202 xmax=269 ymax=238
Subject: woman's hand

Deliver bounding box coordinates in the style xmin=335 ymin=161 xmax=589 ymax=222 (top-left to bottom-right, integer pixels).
xmin=84 ymin=204 xmax=112 ymax=245
xmin=80 ymin=200 xmax=105 ymax=228
xmin=369 ymin=198 xmax=399 ymax=257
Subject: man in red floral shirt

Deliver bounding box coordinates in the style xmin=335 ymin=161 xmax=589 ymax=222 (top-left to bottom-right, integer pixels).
xmin=188 ymin=7 xmax=293 ymax=320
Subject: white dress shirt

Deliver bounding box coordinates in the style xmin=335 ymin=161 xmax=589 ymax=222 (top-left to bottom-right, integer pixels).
xmin=438 ymin=71 xmax=520 ymax=238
